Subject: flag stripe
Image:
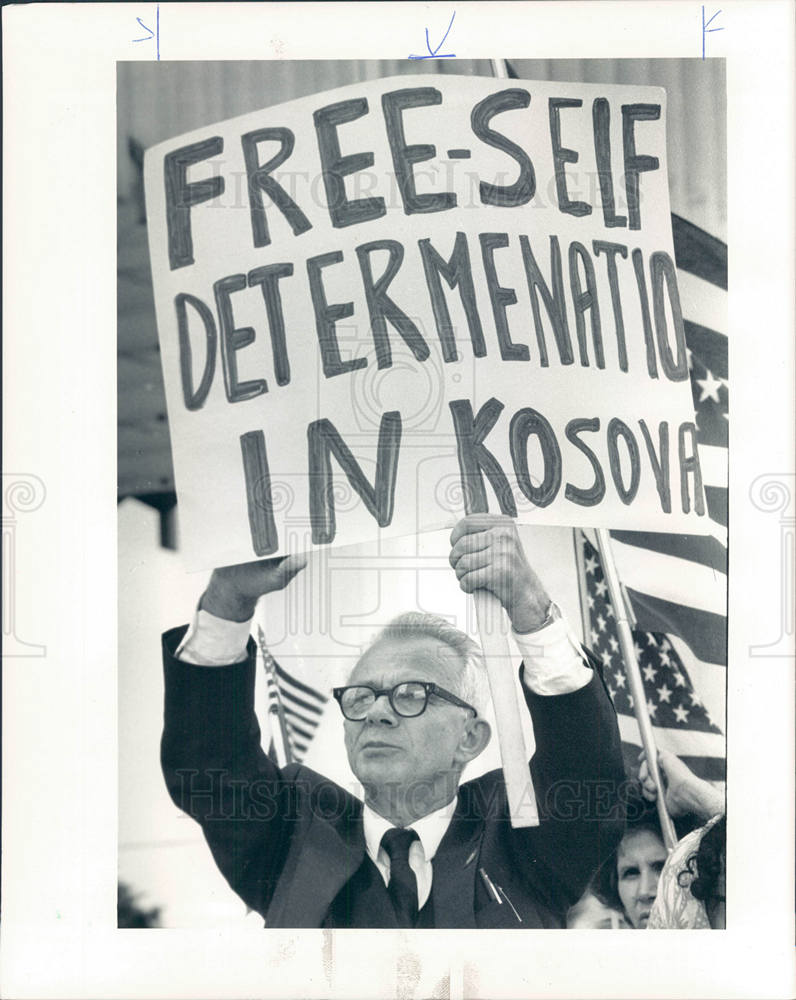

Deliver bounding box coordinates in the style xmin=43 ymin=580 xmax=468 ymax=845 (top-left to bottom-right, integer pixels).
xmin=668 ymin=636 xmax=726 ymax=727
xmin=280 ymin=698 xmax=326 ymax=728
xmin=671 ymin=213 xmax=728 ymax=288
xmin=257 ymin=626 xmax=327 ymax=765
xmin=625 ymin=587 xmax=727 ymax=665
xmin=617 ymin=715 xmax=726 ymax=759
xmin=278 ymin=683 xmax=326 ymax=714
xmin=620 ymin=742 xmax=726 ymax=783
xmin=265 ymin=675 xmax=325 ymax=724
xmin=698 ymin=444 xmax=729 ymax=489
xmin=609 ymin=530 xmax=726 ymax=574
xmin=676 ymin=270 xmax=726 ymax=336
xmin=277 ymin=686 xmax=326 ymax=717
xmin=691 ymin=396 xmax=728 ymax=449
xmin=274 ymin=661 xmax=328 ymax=702
xmin=677 ymin=755 xmax=726 ymax=782
xmin=705 ymin=486 xmax=728 ymax=528
xmin=685 ymin=321 xmax=728 ymax=380
xmin=284 ymin=715 xmax=314 ymax=739
xmin=608 ymin=537 xmax=726 ymax=617
xmin=285 ymin=719 xmax=314 ymax=743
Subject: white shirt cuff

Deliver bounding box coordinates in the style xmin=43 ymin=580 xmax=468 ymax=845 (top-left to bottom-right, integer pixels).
xmin=173 ymin=607 xmax=592 ymax=691
xmin=175 ymin=608 xmax=252 ymax=666
xmin=514 ymin=615 xmax=592 ymax=696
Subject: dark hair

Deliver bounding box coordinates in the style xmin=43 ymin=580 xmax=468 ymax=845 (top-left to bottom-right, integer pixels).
xmin=592 ymin=817 xmax=665 ymax=913
xmin=677 ymin=815 xmax=726 ymax=904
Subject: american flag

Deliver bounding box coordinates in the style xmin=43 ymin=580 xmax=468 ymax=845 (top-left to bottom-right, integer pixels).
xmin=256 ymin=626 xmax=328 ymax=764
xmin=580 ymin=533 xmax=725 ymax=782
xmin=578 ymin=214 xmax=727 ymax=784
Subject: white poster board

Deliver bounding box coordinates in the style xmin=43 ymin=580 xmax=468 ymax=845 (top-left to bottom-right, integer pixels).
xmin=145 ymin=74 xmax=707 ymax=569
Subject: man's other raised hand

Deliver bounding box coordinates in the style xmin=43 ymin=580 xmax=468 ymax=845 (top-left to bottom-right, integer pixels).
xmin=449 ymin=515 xmax=551 ymax=633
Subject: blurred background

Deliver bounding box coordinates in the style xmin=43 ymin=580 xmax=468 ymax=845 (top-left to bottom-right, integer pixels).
xmin=117 ymin=58 xmax=727 ymax=927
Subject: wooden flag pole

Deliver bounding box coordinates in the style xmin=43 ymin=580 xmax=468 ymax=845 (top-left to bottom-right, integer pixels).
xmin=572 ymin=528 xmax=592 ymax=643
xmin=594 ymin=529 xmax=677 ymax=849
xmin=474 ymin=589 xmax=539 ymax=827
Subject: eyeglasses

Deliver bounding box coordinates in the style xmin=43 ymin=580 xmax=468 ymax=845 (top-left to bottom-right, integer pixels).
xmin=332 ymin=681 xmax=478 ymax=721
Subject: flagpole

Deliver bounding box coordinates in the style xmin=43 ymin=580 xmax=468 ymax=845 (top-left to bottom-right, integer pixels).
xmin=572 ymin=528 xmax=592 ymax=644
xmin=268 ymin=702 xmax=291 ymax=769
xmin=595 ymin=529 xmax=677 ymax=849
xmin=257 ymin=625 xmax=294 ymax=768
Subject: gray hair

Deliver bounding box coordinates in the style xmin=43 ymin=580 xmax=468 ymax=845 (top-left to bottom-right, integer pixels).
xmin=361 ymin=611 xmax=491 ymax=718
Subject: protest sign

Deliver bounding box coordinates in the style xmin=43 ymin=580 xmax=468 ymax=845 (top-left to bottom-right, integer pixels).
xmin=145 ymin=74 xmax=706 ymax=570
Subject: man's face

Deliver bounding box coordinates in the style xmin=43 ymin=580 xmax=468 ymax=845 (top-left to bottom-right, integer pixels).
xmin=343 ymin=637 xmax=475 ymax=794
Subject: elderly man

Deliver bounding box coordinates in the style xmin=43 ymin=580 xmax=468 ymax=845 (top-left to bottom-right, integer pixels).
xmin=161 ymin=515 xmax=624 ymax=928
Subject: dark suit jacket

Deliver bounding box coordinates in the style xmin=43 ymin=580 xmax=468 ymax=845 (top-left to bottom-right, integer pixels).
xmin=161 ymin=625 xmax=625 ymax=928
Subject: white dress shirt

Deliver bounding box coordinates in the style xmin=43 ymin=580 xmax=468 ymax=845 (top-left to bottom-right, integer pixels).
xmin=362 ymin=798 xmax=458 ymax=908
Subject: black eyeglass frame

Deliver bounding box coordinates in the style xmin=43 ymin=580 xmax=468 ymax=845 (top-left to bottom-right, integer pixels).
xmin=332 ymin=681 xmax=478 ymax=720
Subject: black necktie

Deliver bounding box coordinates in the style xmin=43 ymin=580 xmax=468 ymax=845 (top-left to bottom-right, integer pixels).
xmin=380 ymin=828 xmax=419 ymax=927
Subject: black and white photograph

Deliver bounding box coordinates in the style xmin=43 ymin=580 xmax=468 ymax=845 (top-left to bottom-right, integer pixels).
xmin=3 ymin=4 xmax=795 ymax=998
xmin=117 ymin=55 xmax=728 ymax=933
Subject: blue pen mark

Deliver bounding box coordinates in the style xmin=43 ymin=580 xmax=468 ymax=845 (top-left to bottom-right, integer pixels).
xmin=701 ymin=6 xmax=724 ymax=60
xmin=409 ymin=10 xmax=456 ymax=60
xmin=133 ymin=5 xmax=160 ymax=59
xmin=132 ymin=17 xmax=153 ymax=42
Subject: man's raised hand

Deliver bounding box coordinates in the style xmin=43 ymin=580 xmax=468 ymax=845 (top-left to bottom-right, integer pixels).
xmin=448 ymin=515 xmax=551 ymax=633
xmin=200 ymin=554 xmax=308 ymax=622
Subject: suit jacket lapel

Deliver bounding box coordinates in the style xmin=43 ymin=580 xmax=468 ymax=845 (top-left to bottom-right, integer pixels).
xmin=266 ymin=793 xmax=484 ymax=928
xmin=429 ymin=807 xmax=484 ymax=928
xmin=267 ymin=811 xmax=366 ymax=928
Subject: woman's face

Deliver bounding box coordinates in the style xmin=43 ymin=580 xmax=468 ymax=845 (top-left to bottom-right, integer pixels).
xmin=616 ymin=828 xmax=667 ymax=928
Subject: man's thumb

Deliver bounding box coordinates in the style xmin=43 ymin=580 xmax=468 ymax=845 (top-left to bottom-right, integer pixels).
xmin=277 ymin=553 xmax=309 ymax=583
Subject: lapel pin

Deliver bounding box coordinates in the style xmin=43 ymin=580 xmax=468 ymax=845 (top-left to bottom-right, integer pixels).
xmin=478 ymin=868 xmax=502 ymax=904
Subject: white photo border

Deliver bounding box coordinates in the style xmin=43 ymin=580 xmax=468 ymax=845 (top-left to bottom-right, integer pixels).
xmin=2 ymin=3 xmax=794 ymax=998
